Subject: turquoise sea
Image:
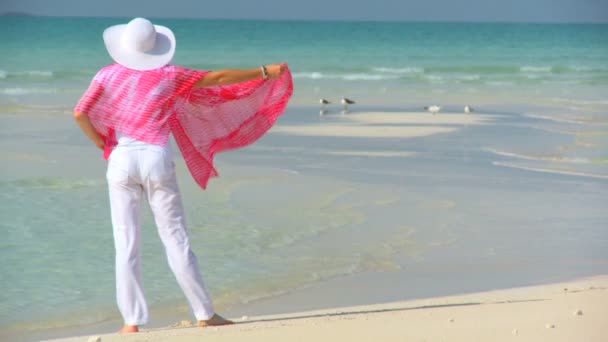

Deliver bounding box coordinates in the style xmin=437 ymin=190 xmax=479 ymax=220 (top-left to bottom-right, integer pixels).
xmin=2 ymin=17 xmax=608 ymax=106
xmin=1 ymin=17 xmax=607 ymax=341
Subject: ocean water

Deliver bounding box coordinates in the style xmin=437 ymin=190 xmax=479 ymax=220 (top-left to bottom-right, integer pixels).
xmin=1 ymin=17 xmax=607 ymax=341
xmin=2 ymin=17 xmax=608 ymax=106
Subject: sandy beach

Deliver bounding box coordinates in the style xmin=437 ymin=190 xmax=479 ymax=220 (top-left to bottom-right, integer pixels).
xmin=2 ymin=14 xmax=607 ymax=342
xmin=47 ymin=275 xmax=608 ymax=342
xmin=1 ymin=107 xmax=606 ymax=341
xmin=271 ymin=112 xmax=496 ymax=138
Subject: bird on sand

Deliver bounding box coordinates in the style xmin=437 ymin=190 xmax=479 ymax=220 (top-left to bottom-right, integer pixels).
xmin=464 ymin=105 xmax=474 ymax=113
xmin=424 ymin=105 xmax=441 ymax=115
xmin=319 ymin=98 xmax=331 ymax=115
xmin=319 ymin=98 xmax=331 ymax=109
xmin=341 ymin=97 xmax=355 ymax=111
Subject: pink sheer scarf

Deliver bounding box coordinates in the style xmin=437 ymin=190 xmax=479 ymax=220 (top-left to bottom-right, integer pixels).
xmin=75 ymin=63 xmax=293 ymax=189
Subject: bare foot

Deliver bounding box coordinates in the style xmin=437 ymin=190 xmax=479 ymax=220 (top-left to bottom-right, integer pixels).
xmin=198 ymin=314 xmax=234 ymax=327
xmin=118 ymin=325 xmax=139 ymax=333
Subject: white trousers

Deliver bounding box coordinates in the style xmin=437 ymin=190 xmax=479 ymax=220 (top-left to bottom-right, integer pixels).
xmin=106 ymin=145 xmax=214 ymax=326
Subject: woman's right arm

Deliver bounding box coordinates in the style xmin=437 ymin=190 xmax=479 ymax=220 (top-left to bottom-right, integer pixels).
xmin=74 ymin=80 xmax=105 ymax=150
xmin=194 ymin=64 xmax=286 ymax=88
xmin=74 ymin=111 xmax=105 ymax=150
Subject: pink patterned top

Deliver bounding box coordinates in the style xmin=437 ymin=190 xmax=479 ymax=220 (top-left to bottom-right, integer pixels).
xmin=75 ymin=63 xmax=293 ymax=189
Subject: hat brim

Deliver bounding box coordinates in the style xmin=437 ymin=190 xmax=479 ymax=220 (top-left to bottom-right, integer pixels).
xmin=103 ymin=24 xmax=175 ymax=71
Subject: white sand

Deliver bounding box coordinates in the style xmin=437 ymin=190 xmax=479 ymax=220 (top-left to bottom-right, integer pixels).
xmin=272 ymin=111 xmax=496 ymax=138
xmin=272 ymin=124 xmax=459 ymax=138
xmin=320 ymin=150 xmax=416 ymax=157
xmin=48 ymin=275 xmax=608 ymax=342
xmin=343 ymin=112 xmax=496 ymax=125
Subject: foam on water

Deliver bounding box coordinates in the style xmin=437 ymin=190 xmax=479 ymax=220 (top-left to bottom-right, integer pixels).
xmin=520 ymin=65 xmax=553 ymax=73
xmin=2 ymin=18 xmax=607 ymax=108
xmin=485 ymin=147 xmax=592 ymax=164
xmin=550 ymin=97 xmax=608 ymax=106
xmin=3 ymin=177 xmax=107 ymax=190
xmin=292 ymin=72 xmax=400 ymax=81
xmin=492 ymin=161 xmax=608 ymax=179
xmin=373 ymin=66 xmax=425 ymax=74
xmin=522 ymin=113 xmax=592 ymax=125
xmin=0 ymin=87 xmax=61 ymax=95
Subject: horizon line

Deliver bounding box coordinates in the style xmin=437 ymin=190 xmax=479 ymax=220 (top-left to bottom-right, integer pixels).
xmin=1 ymin=12 xmax=607 ymax=25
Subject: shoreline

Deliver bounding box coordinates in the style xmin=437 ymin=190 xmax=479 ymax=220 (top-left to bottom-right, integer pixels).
xmin=270 ymin=111 xmax=497 ymax=138
xmin=2 ymin=17 xmax=607 ymax=342
xmin=43 ymin=275 xmax=608 ymax=342
xmin=1 ymin=108 xmax=606 ymax=342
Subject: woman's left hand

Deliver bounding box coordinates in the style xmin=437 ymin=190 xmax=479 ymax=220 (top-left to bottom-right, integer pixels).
xmin=266 ymin=64 xmax=287 ymax=79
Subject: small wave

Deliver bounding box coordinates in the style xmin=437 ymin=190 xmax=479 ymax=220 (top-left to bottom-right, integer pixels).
xmin=522 ymin=113 xmax=586 ymax=125
xmin=520 ymin=66 xmax=553 ymax=73
xmin=343 ymin=73 xmax=398 ymax=81
xmin=290 ymin=66 xmax=608 ymax=86
xmin=0 ymin=88 xmax=60 ymax=95
xmin=292 ymin=72 xmax=398 ymax=81
xmin=493 ymin=161 xmax=608 ymax=179
xmin=550 ymin=97 xmax=608 ymax=106
xmin=524 ymin=74 xmax=542 ymax=79
xmin=0 ymin=69 xmax=95 ymax=81
xmin=20 ymin=70 xmax=53 ymax=77
xmin=6 ymin=178 xmax=106 ymax=190
xmin=571 ymin=65 xmax=593 ymax=72
xmin=541 ymin=80 xmax=584 ymax=86
xmin=321 ymin=150 xmax=416 ymax=158
xmin=426 ymin=65 xmax=517 ymax=74
xmin=459 ymin=74 xmax=481 ymax=81
xmin=0 ymin=70 xmax=55 ymax=78
xmin=567 ymin=65 xmax=608 ymax=73
xmin=485 ymin=148 xmax=590 ymax=164
xmin=373 ymin=67 xmax=424 ymax=74
xmin=424 ymin=74 xmax=444 ymax=82
xmin=292 ymin=72 xmax=325 ymax=79
xmin=486 ymin=81 xmax=514 ymax=86
xmin=423 ymin=74 xmax=481 ymax=83
xmin=0 ymin=103 xmax=71 ymax=114
xmin=270 ymin=167 xmax=300 ymax=175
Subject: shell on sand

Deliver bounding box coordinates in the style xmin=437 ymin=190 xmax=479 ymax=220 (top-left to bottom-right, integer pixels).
xmin=171 ymin=320 xmax=195 ymax=328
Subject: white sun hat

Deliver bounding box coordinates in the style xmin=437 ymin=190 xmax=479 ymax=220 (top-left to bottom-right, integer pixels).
xmin=103 ymin=17 xmax=176 ymax=71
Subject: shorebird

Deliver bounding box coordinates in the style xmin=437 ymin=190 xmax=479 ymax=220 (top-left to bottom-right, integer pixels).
xmin=424 ymin=105 xmax=441 ymax=115
xmin=319 ymin=98 xmax=331 ymax=109
xmin=341 ymin=97 xmax=355 ymax=111
xmin=464 ymin=105 xmax=473 ymax=114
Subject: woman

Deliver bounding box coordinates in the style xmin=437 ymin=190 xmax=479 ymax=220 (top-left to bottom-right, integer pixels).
xmin=74 ymin=17 xmax=293 ymax=333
